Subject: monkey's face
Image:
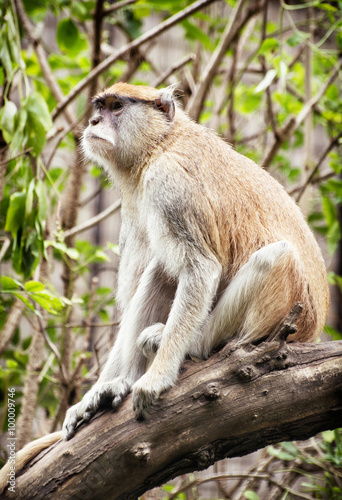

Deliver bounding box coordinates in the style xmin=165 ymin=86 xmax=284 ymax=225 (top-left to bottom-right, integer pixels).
xmin=82 ymin=95 xmax=124 ymax=168
xmin=82 ymin=85 xmax=176 ymax=180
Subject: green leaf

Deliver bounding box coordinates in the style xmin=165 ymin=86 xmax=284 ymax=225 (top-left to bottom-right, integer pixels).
xmin=11 ymin=108 xmax=27 ymax=152
xmin=13 ymin=292 xmax=35 ymax=311
xmin=24 ymin=281 xmax=45 ymax=292
xmin=244 ymin=491 xmax=260 ymax=500
xmin=0 ymin=276 xmax=22 ymax=290
xmin=94 ymin=249 xmax=110 ymax=262
xmin=267 ymin=445 xmax=294 ymax=461
xmin=322 ymin=430 xmax=336 ymax=443
xmin=254 ymin=69 xmax=277 ymax=93
xmin=7 ymin=359 xmax=18 ymax=369
xmin=258 ymin=37 xmax=279 ymax=55
xmin=35 ymin=180 xmax=48 ymax=222
xmin=182 ymin=19 xmax=213 ymax=50
xmin=56 ymin=18 xmax=83 ymax=54
xmin=0 ymin=99 xmax=17 ymax=139
xmin=45 ymin=240 xmax=80 ymax=260
xmin=5 ymin=192 xmax=26 ymax=235
xmin=29 ymin=291 xmax=64 ymax=315
xmin=26 ymin=112 xmax=46 ymax=155
xmin=26 ymin=92 xmax=52 ymax=131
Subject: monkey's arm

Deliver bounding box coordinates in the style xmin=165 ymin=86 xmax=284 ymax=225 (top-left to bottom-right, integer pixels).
xmin=132 ymin=256 xmax=222 ymax=419
xmin=62 ymin=258 xmax=169 ymax=440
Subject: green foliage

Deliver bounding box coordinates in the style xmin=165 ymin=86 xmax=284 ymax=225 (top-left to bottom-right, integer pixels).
xmin=266 ymin=431 xmax=342 ymax=499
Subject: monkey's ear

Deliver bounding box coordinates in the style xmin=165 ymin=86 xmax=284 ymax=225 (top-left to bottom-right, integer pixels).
xmin=155 ymin=88 xmax=175 ymax=121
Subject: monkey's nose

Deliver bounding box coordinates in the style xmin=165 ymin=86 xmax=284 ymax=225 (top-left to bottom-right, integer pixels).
xmin=90 ymin=115 xmax=103 ymax=126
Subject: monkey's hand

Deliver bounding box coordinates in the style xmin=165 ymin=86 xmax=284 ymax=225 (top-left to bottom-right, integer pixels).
xmin=132 ymin=369 xmax=172 ymax=420
xmin=137 ymin=323 xmax=164 ymax=358
xmin=62 ymin=377 xmax=131 ymax=440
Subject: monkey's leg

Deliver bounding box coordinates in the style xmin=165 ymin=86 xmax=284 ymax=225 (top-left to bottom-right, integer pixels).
xmin=132 ymin=258 xmax=222 ymax=419
xmin=137 ymin=323 xmax=165 ymax=359
xmin=62 ymin=259 xmax=172 ymax=440
xmin=199 ymin=240 xmax=305 ymax=356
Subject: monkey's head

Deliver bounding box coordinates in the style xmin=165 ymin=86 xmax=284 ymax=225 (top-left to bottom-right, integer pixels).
xmin=82 ymin=82 xmax=176 ymax=179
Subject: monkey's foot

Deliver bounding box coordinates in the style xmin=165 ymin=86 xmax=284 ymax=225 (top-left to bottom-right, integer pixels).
xmin=132 ymin=383 xmax=157 ymax=420
xmin=62 ymin=378 xmax=131 ymax=440
xmin=137 ymin=323 xmax=164 ymax=358
xmin=132 ymin=371 xmax=172 ymax=420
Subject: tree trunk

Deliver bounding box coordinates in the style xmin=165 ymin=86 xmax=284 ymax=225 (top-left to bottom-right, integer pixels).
xmin=5 ymin=340 xmax=342 ymax=500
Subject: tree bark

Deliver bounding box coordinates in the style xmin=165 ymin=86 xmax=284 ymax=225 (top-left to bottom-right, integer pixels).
xmin=5 ymin=340 xmax=342 ymax=500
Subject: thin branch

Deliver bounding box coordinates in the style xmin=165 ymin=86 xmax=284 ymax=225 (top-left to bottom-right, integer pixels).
xmin=36 ymin=310 xmax=67 ymax=383
xmin=45 ymin=104 xmax=92 ymax=169
xmin=83 ymin=276 xmax=99 ymax=352
xmin=153 ymin=54 xmax=196 ymax=87
xmin=0 ymin=147 xmax=33 ymax=168
xmin=102 ymin=0 xmax=138 ymax=16
xmin=186 ymin=0 xmax=265 ymax=121
xmin=63 ymin=198 xmax=122 ymax=239
xmin=168 ymin=473 xmax=315 ymax=500
xmin=0 ymin=236 xmax=11 ymax=262
xmin=52 ymin=0 xmax=219 ymax=121
xmin=260 ymin=60 xmax=342 ymax=170
xmin=46 ymin=320 xmax=120 ymax=329
xmin=88 ymin=0 xmax=105 ymax=109
xmin=289 ymin=130 xmax=342 ymax=200
xmin=0 ymin=299 xmax=26 ymax=355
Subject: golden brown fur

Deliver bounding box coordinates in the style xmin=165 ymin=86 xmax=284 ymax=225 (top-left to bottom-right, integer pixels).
xmin=61 ymin=82 xmax=329 ymax=437
xmin=0 ymin=84 xmax=329 ymax=488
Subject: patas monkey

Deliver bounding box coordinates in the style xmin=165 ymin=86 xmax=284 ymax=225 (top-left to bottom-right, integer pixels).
xmin=60 ymin=82 xmax=329 ymax=439
xmin=0 ymin=82 xmax=331 ymax=490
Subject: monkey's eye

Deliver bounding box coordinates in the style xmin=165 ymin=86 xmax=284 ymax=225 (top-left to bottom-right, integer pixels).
xmin=110 ymin=101 xmax=123 ymax=112
xmin=94 ymin=100 xmax=104 ymax=111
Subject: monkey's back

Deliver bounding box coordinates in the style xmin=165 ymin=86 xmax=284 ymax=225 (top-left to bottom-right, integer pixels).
xmin=160 ymin=115 xmax=329 ymax=341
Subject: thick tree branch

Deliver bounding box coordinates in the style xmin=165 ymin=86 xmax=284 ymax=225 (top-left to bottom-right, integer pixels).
xmin=3 ymin=340 xmax=342 ymax=499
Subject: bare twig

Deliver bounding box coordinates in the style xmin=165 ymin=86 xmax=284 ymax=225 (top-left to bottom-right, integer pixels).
xmin=83 ymin=276 xmax=99 ymax=352
xmin=88 ymin=0 xmax=105 ymax=109
xmin=0 ymin=147 xmax=33 ymax=168
xmin=102 ymin=0 xmax=138 ymax=16
xmin=63 ymin=198 xmax=122 ymax=239
xmin=46 ymin=320 xmax=120 ymax=329
xmin=168 ymin=473 xmax=315 ymax=500
xmin=52 ymin=0 xmax=219 ymax=121
xmin=35 ymin=310 xmax=67 ymax=383
xmin=0 ymin=299 xmax=26 ymax=355
xmin=186 ymin=0 xmax=265 ymax=121
xmin=0 ymin=236 xmax=11 ymax=262
xmin=260 ymin=60 xmax=342 ymax=170
xmin=153 ymin=54 xmax=196 ymax=87
xmin=290 ymin=130 xmax=342 ymax=201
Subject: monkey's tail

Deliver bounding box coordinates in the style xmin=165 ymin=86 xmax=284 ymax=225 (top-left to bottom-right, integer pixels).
xmin=0 ymin=431 xmax=62 ymax=494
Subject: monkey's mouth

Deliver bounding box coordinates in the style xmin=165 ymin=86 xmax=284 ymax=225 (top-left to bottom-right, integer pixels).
xmin=86 ymin=133 xmax=108 ymax=141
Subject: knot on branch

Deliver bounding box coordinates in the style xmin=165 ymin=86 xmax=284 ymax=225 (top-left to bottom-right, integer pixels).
xmin=131 ymin=442 xmax=151 ymax=462
xmin=204 ymin=382 xmax=220 ymax=400
xmin=197 ymin=445 xmax=215 ymax=469
xmin=271 ymin=302 xmax=303 ymax=342
xmin=236 ymin=365 xmax=257 ymax=382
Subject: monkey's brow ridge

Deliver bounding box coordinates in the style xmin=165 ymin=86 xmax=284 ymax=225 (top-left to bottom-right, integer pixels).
xmin=92 ymin=93 xmax=154 ymax=106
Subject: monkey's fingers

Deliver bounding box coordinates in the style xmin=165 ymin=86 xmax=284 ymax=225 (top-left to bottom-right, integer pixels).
xmin=132 ymin=385 xmax=157 ymax=420
xmin=62 ymin=402 xmax=84 ymax=440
